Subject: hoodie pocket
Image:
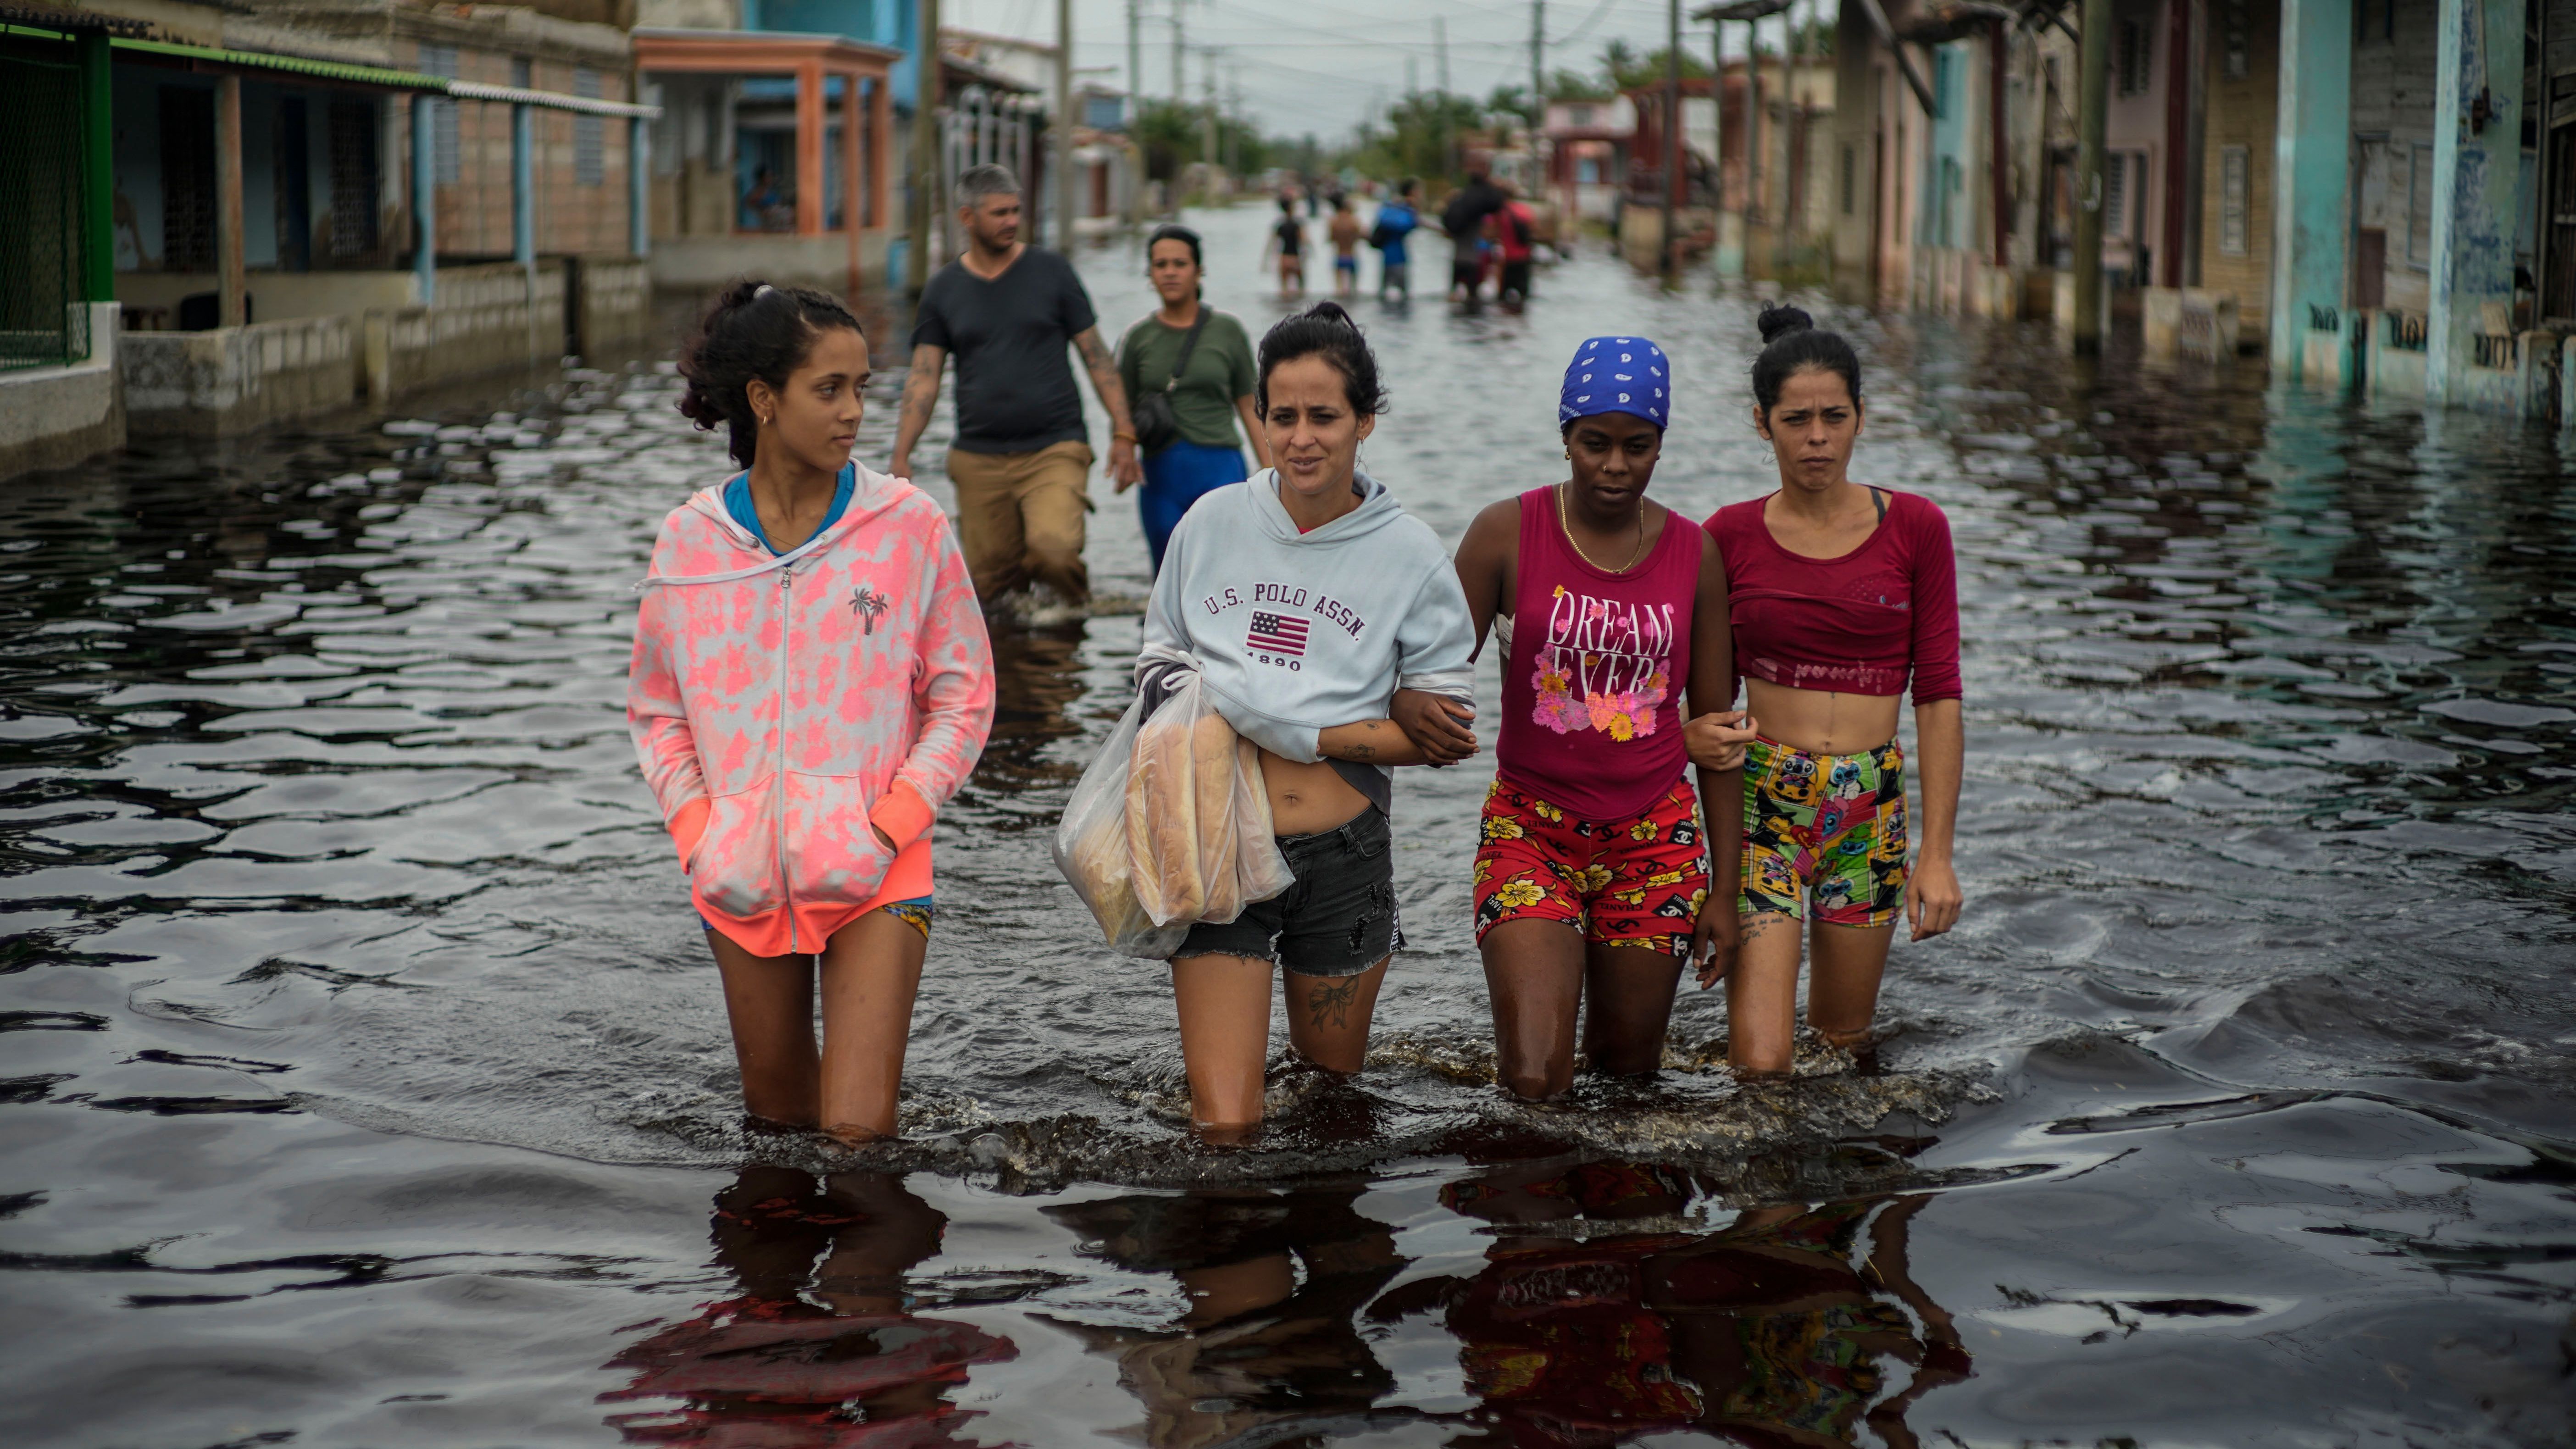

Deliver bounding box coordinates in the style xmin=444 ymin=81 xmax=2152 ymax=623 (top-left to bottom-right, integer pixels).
xmin=782 ymin=770 xmax=895 ymax=906
xmin=691 ymin=776 xmax=786 ymax=919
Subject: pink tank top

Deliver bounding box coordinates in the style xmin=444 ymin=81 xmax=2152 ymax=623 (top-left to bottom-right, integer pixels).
xmin=1497 ymin=486 xmax=1699 ymax=819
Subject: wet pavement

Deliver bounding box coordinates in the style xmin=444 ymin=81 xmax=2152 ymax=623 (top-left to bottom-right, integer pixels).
xmin=2 ymin=204 xmax=2572 ymax=1446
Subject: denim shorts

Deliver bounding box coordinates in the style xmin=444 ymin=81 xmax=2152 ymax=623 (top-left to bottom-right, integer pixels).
xmin=1175 ymin=807 xmax=1401 ymax=977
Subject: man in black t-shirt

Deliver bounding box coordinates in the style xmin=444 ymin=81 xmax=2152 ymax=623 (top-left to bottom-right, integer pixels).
xmin=1440 ymin=165 xmax=1507 ymax=302
xmin=891 ymin=164 xmax=1141 ymax=607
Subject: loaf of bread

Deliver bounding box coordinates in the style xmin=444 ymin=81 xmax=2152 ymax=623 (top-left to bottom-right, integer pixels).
xmin=1125 ymin=705 xmax=1242 ymax=923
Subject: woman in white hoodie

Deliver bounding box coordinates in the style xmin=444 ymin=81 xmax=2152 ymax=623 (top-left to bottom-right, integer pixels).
xmin=1139 ymin=301 xmax=1479 ymax=1138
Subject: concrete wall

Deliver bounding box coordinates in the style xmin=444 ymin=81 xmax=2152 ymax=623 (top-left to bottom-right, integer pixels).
xmin=0 ymin=305 xmax=124 ymax=480
xmin=363 ymin=261 xmax=570 ymax=400
xmin=116 ymin=271 xmax=422 ymax=328
xmin=2269 ymin=0 xmax=2353 ymax=380
xmin=574 ymin=255 xmax=654 ymax=354
xmin=2426 ymin=0 xmax=2526 ymax=411
xmin=647 ymin=231 xmax=892 ymax=302
xmin=123 ymin=314 xmax=359 ymax=437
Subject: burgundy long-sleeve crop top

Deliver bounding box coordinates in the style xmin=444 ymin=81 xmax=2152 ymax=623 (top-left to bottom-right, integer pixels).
xmin=1703 ymin=488 xmax=1962 ymax=706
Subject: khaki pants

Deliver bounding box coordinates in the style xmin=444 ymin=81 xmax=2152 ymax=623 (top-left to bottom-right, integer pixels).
xmin=946 ymin=441 xmax=1093 ymax=604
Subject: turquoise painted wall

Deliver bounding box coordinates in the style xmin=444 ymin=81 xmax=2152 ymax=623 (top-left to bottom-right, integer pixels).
xmin=2269 ymin=0 xmax=2352 ymax=377
xmin=2426 ymin=0 xmax=2524 ymax=409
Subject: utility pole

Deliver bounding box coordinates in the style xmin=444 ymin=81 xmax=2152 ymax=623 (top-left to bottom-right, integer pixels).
xmin=1435 ymin=15 xmax=1449 ymax=94
xmin=2072 ymin=0 xmax=2109 ymax=352
xmin=1201 ymin=45 xmax=1218 ymax=190
xmin=1531 ymin=0 xmax=1544 ymax=133
xmin=1170 ymin=0 xmax=1184 ymax=102
xmin=1661 ymin=0 xmax=1679 ymax=273
xmin=908 ymin=0 xmax=943 ymax=294
xmin=1055 ymin=0 xmax=1075 ymax=250
xmin=1127 ymin=0 xmax=1145 ymax=225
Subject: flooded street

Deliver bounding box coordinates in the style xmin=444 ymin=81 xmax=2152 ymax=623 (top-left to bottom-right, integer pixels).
xmin=3 ymin=204 xmax=2573 ymax=1446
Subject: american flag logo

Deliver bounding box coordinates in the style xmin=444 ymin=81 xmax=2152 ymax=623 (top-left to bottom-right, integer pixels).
xmin=1248 ymin=611 xmax=1310 ymax=658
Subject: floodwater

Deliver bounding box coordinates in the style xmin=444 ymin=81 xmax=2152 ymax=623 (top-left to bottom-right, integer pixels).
xmin=3 ymin=205 xmax=2572 ymax=1448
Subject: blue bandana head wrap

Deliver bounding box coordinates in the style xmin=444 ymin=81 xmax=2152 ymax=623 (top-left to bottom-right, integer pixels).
xmin=1559 ymin=335 xmax=1671 ymax=431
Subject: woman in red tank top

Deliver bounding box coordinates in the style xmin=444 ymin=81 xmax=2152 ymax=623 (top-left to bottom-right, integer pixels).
xmin=1700 ymin=304 xmax=1965 ymax=1079
xmin=1422 ymin=335 xmax=1758 ymax=1101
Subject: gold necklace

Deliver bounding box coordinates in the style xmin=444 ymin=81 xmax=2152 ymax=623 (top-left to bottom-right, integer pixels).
xmin=1557 ymin=482 xmax=1647 ymax=572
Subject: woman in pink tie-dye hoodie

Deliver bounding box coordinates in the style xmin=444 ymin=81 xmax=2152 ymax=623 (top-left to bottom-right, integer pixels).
xmin=629 ymin=282 xmax=995 ymax=1142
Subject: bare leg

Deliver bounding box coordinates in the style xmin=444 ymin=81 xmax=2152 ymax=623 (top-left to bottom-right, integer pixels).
xmin=708 ymin=930 xmax=820 ymax=1127
xmin=1178 ymin=1255 xmax=1297 ymax=1328
xmin=1480 ymin=918 xmax=1587 ymax=1101
xmin=1283 ymin=957 xmax=1389 ymax=1074
xmin=1807 ymin=921 xmax=1897 ymax=1049
xmin=815 ymin=909 xmax=928 ymax=1142
xmin=1581 ymin=944 xmax=1685 ymax=1077
xmin=1172 ymin=952 xmax=1275 ymax=1133
xmin=1725 ymin=910 xmax=1802 ymax=1077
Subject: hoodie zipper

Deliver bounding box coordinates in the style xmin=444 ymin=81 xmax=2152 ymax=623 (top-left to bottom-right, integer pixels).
xmin=777 ymin=564 xmax=796 ymax=952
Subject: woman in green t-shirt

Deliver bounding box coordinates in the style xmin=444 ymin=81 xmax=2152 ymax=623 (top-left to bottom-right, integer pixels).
xmin=1115 ymin=224 xmax=1270 ymax=572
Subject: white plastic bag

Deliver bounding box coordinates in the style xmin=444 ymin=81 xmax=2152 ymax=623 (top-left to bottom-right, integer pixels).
xmin=1054 ymin=691 xmax=1185 ymax=958
xmin=1052 ymin=665 xmax=1291 ymax=959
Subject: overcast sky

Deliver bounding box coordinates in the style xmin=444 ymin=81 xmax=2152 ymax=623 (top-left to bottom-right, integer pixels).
xmin=941 ymin=0 xmax=1814 ymax=143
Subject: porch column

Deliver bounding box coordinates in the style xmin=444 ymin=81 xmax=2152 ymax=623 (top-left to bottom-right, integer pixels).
xmin=77 ymin=30 xmax=112 ymax=302
xmin=630 ymin=114 xmax=650 ymax=257
xmin=512 ymin=103 xmax=535 ymax=266
xmin=872 ymin=75 xmax=893 ymax=239
xmin=796 ymin=61 xmax=826 ymax=235
xmin=216 ymin=73 xmax=245 ymax=328
xmin=2266 ymin=0 xmax=2349 ymax=379
xmin=2426 ymin=0 xmax=2526 ymax=409
xmin=412 ymin=93 xmax=438 ymax=304
xmin=844 ymin=68 xmax=864 ymax=298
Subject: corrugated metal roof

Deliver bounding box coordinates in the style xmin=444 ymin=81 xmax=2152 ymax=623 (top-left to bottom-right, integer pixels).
xmin=449 ymin=79 xmax=655 ymax=118
xmin=109 ymin=36 xmax=452 ymax=90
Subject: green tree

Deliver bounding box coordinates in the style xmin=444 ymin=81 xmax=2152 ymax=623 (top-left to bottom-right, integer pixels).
xmin=1603 ymin=42 xmax=1711 ymax=92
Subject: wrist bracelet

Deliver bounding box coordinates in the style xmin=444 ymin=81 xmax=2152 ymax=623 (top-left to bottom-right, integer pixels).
xmin=1112 ymin=430 xmax=1138 ymax=444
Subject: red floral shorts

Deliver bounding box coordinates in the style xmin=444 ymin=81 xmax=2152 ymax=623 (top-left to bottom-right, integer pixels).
xmin=1472 ymin=777 xmax=1710 ymax=958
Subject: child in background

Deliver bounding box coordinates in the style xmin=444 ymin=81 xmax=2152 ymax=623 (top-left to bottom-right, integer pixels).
xmin=1328 ymin=194 xmax=1365 ymax=299
xmin=630 ymin=281 xmax=996 ymax=1142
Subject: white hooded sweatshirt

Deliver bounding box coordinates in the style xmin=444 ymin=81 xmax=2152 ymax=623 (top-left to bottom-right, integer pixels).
xmin=1141 ymin=469 xmax=1476 ymax=799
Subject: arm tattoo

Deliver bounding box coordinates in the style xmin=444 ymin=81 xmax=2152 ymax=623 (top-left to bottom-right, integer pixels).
xmin=1306 ymin=977 xmax=1360 ymax=1030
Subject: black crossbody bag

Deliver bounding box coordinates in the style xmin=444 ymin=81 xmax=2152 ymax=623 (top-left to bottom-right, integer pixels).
xmin=1130 ymin=307 xmax=1210 ymax=456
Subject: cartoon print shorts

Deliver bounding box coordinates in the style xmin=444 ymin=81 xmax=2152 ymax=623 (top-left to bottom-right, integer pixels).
xmin=1473 ymin=777 xmax=1710 ymax=958
xmin=1740 ymin=735 xmax=1909 ymax=927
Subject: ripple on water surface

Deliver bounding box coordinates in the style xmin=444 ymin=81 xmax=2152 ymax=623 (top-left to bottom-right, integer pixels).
xmin=1 ymin=212 xmax=2571 ymax=1445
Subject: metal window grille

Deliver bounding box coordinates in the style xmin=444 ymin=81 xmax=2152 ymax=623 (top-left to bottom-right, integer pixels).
xmin=328 ymin=98 xmax=381 ymax=260
xmin=575 ymin=67 xmax=605 ymax=185
xmin=2219 ymin=146 xmax=2248 ymax=255
xmin=419 ymin=43 xmax=460 ymax=184
xmin=0 ymin=48 xmax=90 ymax=371
xmin=161 ymin=84 xmax=217 ymax=272
xmin=2117 ymin=17 xmax=2150 ymax=96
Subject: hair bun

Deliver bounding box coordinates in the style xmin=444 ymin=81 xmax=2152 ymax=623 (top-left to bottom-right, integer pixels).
xmin=1756 ymin=302 xmax=1814 ymax=345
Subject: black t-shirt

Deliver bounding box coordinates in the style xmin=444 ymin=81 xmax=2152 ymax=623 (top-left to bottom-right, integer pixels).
xmin=1441 ymin=180 xmax=1505 ymax=239
xmin=910 ymin=247 xmax=1098 ymax=455
xmin=1277 ymin=215 xmax=1304 ymax=255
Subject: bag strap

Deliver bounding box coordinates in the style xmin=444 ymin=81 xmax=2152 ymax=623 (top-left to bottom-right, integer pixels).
xmin=1164 ymin=306 xmax=1211 ymax=394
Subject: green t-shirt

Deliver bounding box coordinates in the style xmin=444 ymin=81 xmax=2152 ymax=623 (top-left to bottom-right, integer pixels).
xmin=1116 ymin=309 xmax=1257 ymax=450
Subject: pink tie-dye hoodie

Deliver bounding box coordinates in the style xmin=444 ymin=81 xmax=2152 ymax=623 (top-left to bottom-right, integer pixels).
xmin=628 ymin=464 xmax=995 ymax=956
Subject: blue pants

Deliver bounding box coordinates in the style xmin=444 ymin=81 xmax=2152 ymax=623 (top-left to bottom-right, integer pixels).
xmin=1138 ymin=439 xmax=1249 ymax=572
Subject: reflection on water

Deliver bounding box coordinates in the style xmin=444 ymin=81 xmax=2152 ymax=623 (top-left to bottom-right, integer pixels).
xmin=603 ymin=1169 xmax=1014 ymax=1446
xmin=1420 ymin=1162 xmax=1962 ymax=1449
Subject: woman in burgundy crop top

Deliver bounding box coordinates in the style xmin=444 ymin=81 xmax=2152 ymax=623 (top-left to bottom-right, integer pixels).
xmin=1415 ymin=335 xmax=1760 ymax=1104
xmin=1699 ymin=304 xmax=1964 ymax=1079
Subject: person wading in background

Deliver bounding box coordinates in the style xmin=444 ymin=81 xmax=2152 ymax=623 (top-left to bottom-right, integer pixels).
xmin=1265 ymin=194 xmax=1309 ymax=299
xmin=890 ymin=164 xmax=1143 ymax=616
xmin=1370 ymin=179 xmax=1420 ymax=301
xmin=1115 ymin=223 xmax=1270 ymax=573
xmin=1327 ymin=194 xmax=1365 ymax=300
xmin=1440 ymin=163 xmax=1507 ymax=304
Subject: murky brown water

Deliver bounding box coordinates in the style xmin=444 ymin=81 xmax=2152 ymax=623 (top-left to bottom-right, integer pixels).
xmin=3 ymin=206 xmax=2572 ymax=1446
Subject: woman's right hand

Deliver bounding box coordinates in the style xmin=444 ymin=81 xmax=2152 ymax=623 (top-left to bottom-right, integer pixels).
xmin=1685 ymin=710 xmax=1759 ymax=772
xmin=1391 ymin=689 xmax=1478 ymax=766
